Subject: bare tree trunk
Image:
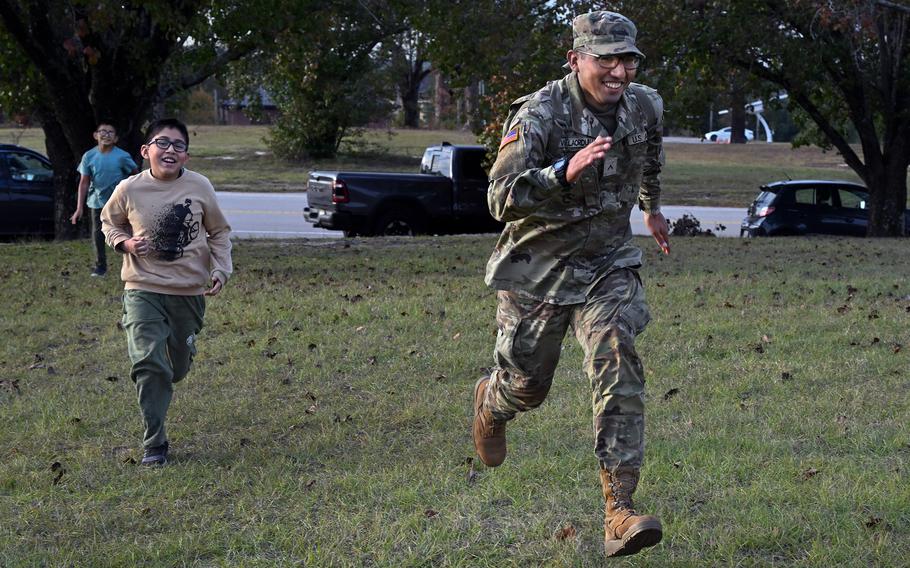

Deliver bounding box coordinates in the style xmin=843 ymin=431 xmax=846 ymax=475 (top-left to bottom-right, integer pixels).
xmin=39 ymin=113 xmax=84 ymax=240
xmin=730 ymin=87 xmax=748 ymax=144
xmin=434 ymin=71 xmax=454 ymax=128
xmin=865 ymin=140 xmax=909 ymax=237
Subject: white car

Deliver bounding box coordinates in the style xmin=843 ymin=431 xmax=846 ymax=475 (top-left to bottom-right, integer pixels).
xmin=702 ymin=127 xmax=754 ymax=142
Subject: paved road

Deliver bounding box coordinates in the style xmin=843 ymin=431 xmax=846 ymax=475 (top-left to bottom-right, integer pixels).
xmin=218 ymin=191 xmax=745 ymax=239
xmin=216 ymin=191 xmax=342 ymax=238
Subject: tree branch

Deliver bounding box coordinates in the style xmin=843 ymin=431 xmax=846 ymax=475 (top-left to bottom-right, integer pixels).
xmin=160 ymin=42 xmax=257 ymax=100
xmin=736 ymin=57 xmax=867 ymax=177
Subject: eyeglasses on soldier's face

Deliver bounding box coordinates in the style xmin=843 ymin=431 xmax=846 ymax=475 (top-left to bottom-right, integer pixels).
xmin=96 ymin=129 xmax=116 ymax=136
xmin=576 ymin=51 xmax=642 ymax=70
xmin=148 ymin=137 xmax=188 ymax=153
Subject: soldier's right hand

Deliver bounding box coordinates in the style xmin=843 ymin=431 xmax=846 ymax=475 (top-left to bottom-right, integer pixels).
xmin=566 ymin=136 xmax=612 ymax=183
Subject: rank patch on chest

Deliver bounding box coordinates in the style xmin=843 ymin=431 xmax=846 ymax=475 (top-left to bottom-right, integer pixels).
xmin=603 ymin=157 xmax=618 ymax=176
xmin=559 ymin=137 xmax=593 ymax=151
xmin=499 ymin=128 xmax=519 ymax=149
xmin=628 ymin=131 xmax=647 ymax=145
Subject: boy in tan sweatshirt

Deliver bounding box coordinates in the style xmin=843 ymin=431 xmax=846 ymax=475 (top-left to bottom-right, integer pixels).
xmin=101 ymin=118 xmax=232 ymax=466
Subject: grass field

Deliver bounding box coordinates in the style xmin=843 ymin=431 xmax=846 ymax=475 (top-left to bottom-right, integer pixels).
xmin=1 ymin=125 xmax=875 ymax=208
xmin=1 ymin=235 xmax=908 ymax=566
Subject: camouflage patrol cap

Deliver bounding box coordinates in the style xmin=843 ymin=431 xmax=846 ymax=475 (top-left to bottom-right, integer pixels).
xmin=572 ymin=11 xmax=644 ymax=58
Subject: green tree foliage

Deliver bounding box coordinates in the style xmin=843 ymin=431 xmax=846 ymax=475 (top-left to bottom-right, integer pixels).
xmin=0 ymin=0 xmax=288 ymax=237
xmin=244 ymin=0 xmax=400 ymax=160
xmin=383 ymin=28 xmax=432 ymax=129
xmin=623 ymin=0 xmax=910 ymax=236
xmin=421 ymin=0 xmax=570 ymax=150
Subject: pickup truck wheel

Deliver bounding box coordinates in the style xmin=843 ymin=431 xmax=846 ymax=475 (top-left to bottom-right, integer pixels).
xmin=374 ymin=209 xmax=425 ymax=236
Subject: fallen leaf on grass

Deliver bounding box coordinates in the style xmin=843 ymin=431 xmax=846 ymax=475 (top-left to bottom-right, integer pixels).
xmin=367 ymin=356 xmax=377 ymax=365
xmin=554 ymin=524 xmax=577 ymax=541
xmin=761 ymin=334 xmax=772 ymax=343
xmin=864 ymin=516 xmax=883 ymax=529
xmin=452 ymin=332 xmax=461 ymax=340
xmin=663 ymin=388 xmax=680 ymax=401
xmin=305 ymin=479 xmax=317 ymax=490
xmin=673 ymin=461 xmax=682 ymax=468
xmin=780 ymin=372 xmax=793 ymax=382
xmin=892 ymin=343 xmax=902 ymax=354
xmin=105 ymin=375 xmax=120 ymax=382
xmin=435 ymin=374 xmax=447 ymax=382
xmin=305 ymin=404 xmax=318 ymax=414
xmin=424 ymin=509 xmax=439 ymax=518
xmin=50 ymin=461 xmax=66 ymax=485
xmin=308 ymin=343 xmax=317 ymax=351
xmin=800 ymin=467 xmax=820 ymax=481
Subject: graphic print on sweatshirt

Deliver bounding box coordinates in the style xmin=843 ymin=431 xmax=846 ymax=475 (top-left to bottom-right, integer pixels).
xmin=149 ymin=198 xmax=200 ymax=261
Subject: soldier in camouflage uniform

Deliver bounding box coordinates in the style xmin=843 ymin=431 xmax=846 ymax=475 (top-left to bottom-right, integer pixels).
xmin=472 ymin=11 xmax=669 ymax=557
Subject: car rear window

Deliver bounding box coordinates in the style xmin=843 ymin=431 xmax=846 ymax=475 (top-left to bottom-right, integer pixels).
xmin=753 ymin=191 xmax=776 ymax=207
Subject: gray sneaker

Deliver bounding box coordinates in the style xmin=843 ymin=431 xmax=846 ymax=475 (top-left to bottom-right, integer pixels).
xmin=141 ymin=442 xmax=168 ymax=466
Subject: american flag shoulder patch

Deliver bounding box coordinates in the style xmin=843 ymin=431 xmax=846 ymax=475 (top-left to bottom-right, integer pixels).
xmin=499 ymin=128 xmax=519 ymax=149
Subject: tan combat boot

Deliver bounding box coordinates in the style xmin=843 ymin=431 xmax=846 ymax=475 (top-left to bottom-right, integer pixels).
xmin=600 ymin=466 xmax=663 ymax=557
xmin=472 ymin=376 xmax=506 ymax=466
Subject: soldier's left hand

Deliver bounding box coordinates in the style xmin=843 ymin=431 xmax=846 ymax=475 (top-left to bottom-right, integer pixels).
xmin=644 ymin=211 xmax=670 ymax=254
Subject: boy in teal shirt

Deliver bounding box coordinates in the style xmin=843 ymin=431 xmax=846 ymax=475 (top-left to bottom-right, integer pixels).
xmin=70 ymin=123 xmax=138 ymax=276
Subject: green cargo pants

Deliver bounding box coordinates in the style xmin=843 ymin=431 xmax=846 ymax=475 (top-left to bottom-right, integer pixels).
xmin=122 ymin=290 xmax=205 ymax=449
xmin=485 ymin=268 xmax=650 ymax=469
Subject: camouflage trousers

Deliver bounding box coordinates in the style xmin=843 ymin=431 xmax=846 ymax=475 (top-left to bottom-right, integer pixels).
xmin=485 ymin=268 xmax=651 ymax=469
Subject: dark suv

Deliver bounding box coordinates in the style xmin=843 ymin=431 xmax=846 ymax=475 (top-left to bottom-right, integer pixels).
xmin=0 ymin=144 xmax=55 ymax=236
xmin=740 ymin=180 xmax=909 ymax=237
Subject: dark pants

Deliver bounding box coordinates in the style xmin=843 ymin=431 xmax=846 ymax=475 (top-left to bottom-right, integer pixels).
xmin=90 ymin=207 xmax=106 ymax=270
xmin=122 ymin=290 xmax=205 ymax=448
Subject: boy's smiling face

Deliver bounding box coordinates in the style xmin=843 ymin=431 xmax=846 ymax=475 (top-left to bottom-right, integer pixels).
xmin=93 ymin=124 xmax=118 ymax=150
xmin=141 ymin=127 xmax=189 ymax=181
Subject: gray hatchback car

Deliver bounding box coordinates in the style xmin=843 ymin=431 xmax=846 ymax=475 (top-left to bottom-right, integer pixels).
xmin=0 ymin=144 xmax=55 ymax=236
xmin=740 ymin=179 xmax=910 ymax=237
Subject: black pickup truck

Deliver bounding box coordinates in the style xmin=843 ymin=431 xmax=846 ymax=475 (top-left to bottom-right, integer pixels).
xmin=303 ymin=143 xmax=502 ymax=237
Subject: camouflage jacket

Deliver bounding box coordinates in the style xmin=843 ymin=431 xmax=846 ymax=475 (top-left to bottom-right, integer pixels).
xmin=485 ymin=72 xmax=664 ymax=305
